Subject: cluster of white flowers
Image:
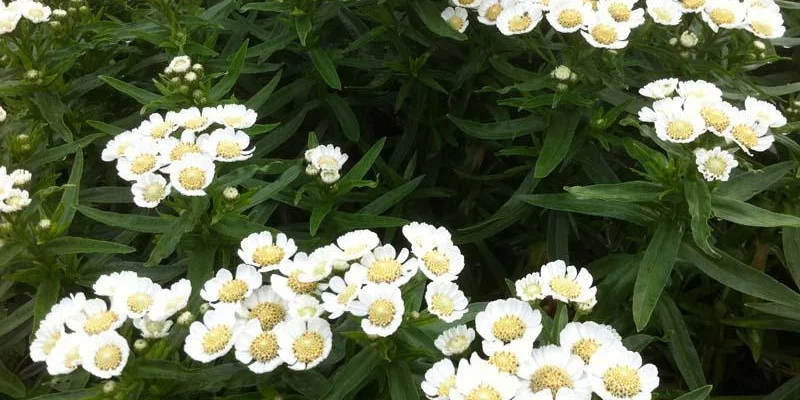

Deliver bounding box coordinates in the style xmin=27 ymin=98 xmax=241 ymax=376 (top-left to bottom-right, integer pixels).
xmin=163 ymin=55 xmax=204 ymax=85
xmin=101 ymin=104 xmax=257 ymax=207
xmin=645 ymin=0 xmax=785 ymax=39
xmin=0 ymin=166 xmax=32 ymax=213
xmin=638 ymin=78 xmax=787 ymax=181
xmin=29 ymin=271 xmax=191 ymax=378
xmin=0 ymin=0 xmax=53 ymax=35
xmin=304 ymin=144 xmax=349 ymax=184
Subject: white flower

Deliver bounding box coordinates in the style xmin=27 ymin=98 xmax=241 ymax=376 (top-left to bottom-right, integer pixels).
xmin=45 ymin=293 xmax=87 ymax=326
xmin=66 ymin=298 xmax=126 ymax=336
xmin=677 ymin=0 xmax=707 ymax=13
xmin=350 ymin=244 xmax=419 ymax=287
xmin=168 ymin=153 xmax=215 ymax=196
xmin=94 ymin=271 xmax=140 ymax=298
xmin=581 ymin=13 xmax=630 ymax=49
xmin=515 ymin=345 xmax=592 ymax=400
xmin=425 ymin=281 xmax=468 ymax=323
xmin=159 ymin=134 xmax=204 ymax=164
xmin=585 ymin=345 xmax=659 ymax=400
xmin=111 ymin=275 xmax=162 ymax=319
xmin=639 ymin=78 xmax=679 ymax=100
xmin=451 ymin=355 xmax=521 ymax=400
xmin=0 ymin=172 xmax=12 ymax=201
xmin=698 ymin=100 xmax=739 ymax=136
xmin=421 ymin=358 xmax=458 ymax=400
xmin=402 ymin=222 xmax=453 ymax=253
xmin=701 ymin=0 xmax=746 ymax=33
xmin=271 ymin=255 xmax=329 ymax=301
xmin=546 ymin=0 xmax=592 ymax=33
xmin=320 ymin=169 xmax=340 ymax=184
xmin=551 ymin=65 xmax=573 ymax=82
xmin=102 ymin=130 xmax=140 ymax=162
xmin=679 ymin=31 xmax=699 ymax=47
xmin=417 ymin=244 xmax=465 ymax=282
xmin=478 ymin=0 xmax=512 ymax=25
xmin=350 ymin=283 xmax=405 ymax=337
xmin=451 ymin=0 xmax=482 ymax=9
xmin=238 ymin=231 xmax=297 ymax=272
xmin=321 ymin=269 xmax=364 ymax=318
xmin=559 ymin=321 xmax=623 ymax=364
xmin=167 ymin=56 xmax=192 ymax=74
xmin=116 ymin=138 xmax=164 ymax=181
xmin=306 ymin=144 xmax=348 ymax=173
xmin=653 ymin=102 xmax=707 ymax=143
xmin=435 ymin=325 xmax=476 ymax=356
xmin=20 ymin=1 xmax=50 ymax=23
xmin=598 ymin=0 xmax=646 ymax=29
xmin=200 ymin=264 xmax=262 ymax=307
xmin=241 ymin=285 xmax=289 ymax=331
xmin=131 ymin=173 xmax=171 ymax=208
xmin=148 ymin=279 xmax=191 ymax=321
xmin=538 ymin=260 xmax=597 ymax=304
xmin=208 ymin=104 xmax=257 ymax=129
xmin=184 ymin=71 xmax=198 ymax=82
xmin=30 ymin=318 xmax=65 ymax=362
xmin=138 ymin=113 xmax=178 ymax=140
xmin=515 ymin=272 xmax=545 ymax=301
xmin=441 ymin=7 xmax=470 ymax=33
xmin=723 ymin=111 xmax=774 ymax=155
xmin=80 ymin=331 xmax=130 ymax=378
xmin=184 ymin=308 xmax=240 ymax=362
xmin=677 ymin=80 xmax=723 ymax=107
xmin=0 ymin=105 xmax=6 ymax=122
xmin=496 ymin=2 xmax=543 ymax=36
xmin=296 ymin=244 xmax=342 ymax=283
xmin=197 ymin=127 xmax=254 ymax=162
xmin=336 ymin=229 xmax=381 ymax=261
xmin=9 ymin=169 xmax=31 ymax=185
xmin=234 ymin=319 xmax=284 ymax=373
xmin=744 ymin=96 xmax=787 ymax=128
xmin=483 ymin=339 xmax=533 ymax=375
xmin=276 ymin=317 xmax=333 ymax=370
xmin=175 ymin=107 xmax=213 ymax=134
xmin=0 ymin=9 xmax=21 ymax=35
xmin=288 ymin=295 xmax=324 ymax=320
xmin=133 ymin=317 xmax=174 ymax=339
xmin=0 ymin=188 xmax=31 ymax=212
xmin=45 ymin=333 xmax=83 ymax=375
xmin=645 ymin=0 xmax=683 ymax=25
xmin=475 ymin=298 xmax=543 ymax=345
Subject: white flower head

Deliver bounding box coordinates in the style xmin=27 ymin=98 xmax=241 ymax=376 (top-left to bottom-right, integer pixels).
xmin=699 ymin=100 xmax=739 ymax=136
xmin=9 ymin=169 xmax=31 ymax=186
xmin=680 ymin=30 xmax=699 ymax=47
xmin=30 ymin=317 xmax=65 ymax=362
xmin=452 ymin=355 xmax=521 ymax=400
xmin=184 ymin=307 xmax=240 ymax=362
xmin=167 ymin=55 xmax=192 ymax=74
xmin=350 ymin=283 xmax=405 ymax=337
xmin=350 ymin=244 xmax=419 ymax=287
xmin=418 ymin=244 xmax=465 ymax=282
xmin=110 ymin=275 xmax=162 ymax=319
xmin=546 ymin=0 xmax=593 ymax=33
xmin=677 ymin=0 xmax=708 ymax=13
xmin=321 ymin=269 xmax=364 ymax=318
xmin=559 ymin=321 xmax=623 ymax=364
xmin=0 ymin=9 xmax=21 ymax=35
xmin=238 ymin=231 xmax=297 ymax=272
xmin=116 ymin=138 xmax=164 ymax=181
xmin=276 ymin=317 xmax=333 ymax=370
xmin=451 ymin=0 xmax=482 ymax=9
xmin=723 ymin=110 xmax=774 ymax=155
xmin=306 ymin=144 xmax=349 ymax=174
xmin=102 ymin=130 xmax=140 ymax=162
xmin=695 ymin=147 xmax=739 ymax=182
xmin=139 ymin=113 xmax=179 ymax=140
xmin=45 ymin=333 xmax=83 ymax=375
xmin=296 ymin=244 xmax=343 ymax=283
xmin=425 ymin=281 xmax=468 ymax=323
xmin=133 ymin=317 xmax=174 ymax=339
xmin=402 ymin=222 xmax=454 ymax=253
xmin=478 ymin=0 xmax=514 ymax=26
xmin=80 ymin=330 xmax=130 ymax=378
xmin=496 ymin=2 xmax=543 ymax=36
xmin=0 ymin=188 xmax=30 ymax=212
xmin=196 ymin=127 xmax=254 ymax=162
xmin=434 ymin=325 xmax=476 ymax=356
xmin=234 ymin=319 xmax=284 ymax=373
xmin=701 ymin=0 xmax=746 ymax=33
xmin=175 ymin=107 xmax=213 ymax=134
xmin=482 ymin=339 xmax=534 ymax=376
xmin=586 ymin=345 xmax=660 ymax=400
xmin=21 ymin=1 xmax=51 ymax=23
xmin=581 ymin=12 xmax=631 ymax=49
xmin=288 ymin=294 xmax=324 ymax=320
xmin=653 ymin=102 xmax=707 ymax=143
xmin=745 ymin=8 xmax=785 ymax=38
xmin=168 ymin=153 xmax=215 ymax=196
xmin=200 ymin=264 xmax=262 ymax=307
xmin=598 ymin=0 xmax=646 ymax=29
xmin=148 ymin=279 xmax=192 ymax=321
xmin=208 ymin=104 xmax=258 ymax=129
xmin=515 ymin=272 xmax=545 ymax=302
xmin=271 ymin=255 xmax=329 ymax=301
xmin=336 ymin=229 xmax=381 ymax=261
xmin=131 ymin=173 xmax=171 ymax=208
xmin=515 ymin=345 xmax=592 ymax=400
xmin=46 ymin=293 xmax=87 ymax=326
xmin=66 ymin=298 xmax=126 ymax=336
xmin=538 ymin=260 xmax=597 ymax=304
xmin=0 ymin=105 xmax=6 ymax=122
xmin=639 ymin=78 xmax=679 ymax=100
xmin=475 ymin=298 xmax=543 ymax=345
xmin=744 ymin=0 xmax=780 ymax=12
xmin=441 ymin=7 xmax=470 ymax=33
xmin=645 ymin=0 xmax=684 ymax=25
xmin=158 ymin=134 xmax=204 ymax=164
xmin=744 ymin=96 xmax=787 ymax=128
xmin=421 ymin=358 xmax=458 ymax=400
xmin=241 ymin=285 xmax=289 ymax=331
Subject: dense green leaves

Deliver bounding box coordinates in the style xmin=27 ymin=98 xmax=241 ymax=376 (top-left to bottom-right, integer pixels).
xmin=711 ymin=196 xmax=800 ymax=227
xmin=309 ymin=48 xmax=342 ymax=90
xmin=77 ymin=205 xmax=176 ymax=233
xmin=633 ymin=220 xmax=683 ymax=331
xmin=534 ymin=111 xmax=579 ymax=178
xmin=655 ymin=295 xmax=707 ymax=389
xmin=448 ymin=114 xmax=547 ymax=140
xmin=518 ymin=194 xmax=658 ymax=225
xmin=321 ymin=346 xmax=382 ymax=400
xmin=46 ymin=237 xmax=136 ymax=255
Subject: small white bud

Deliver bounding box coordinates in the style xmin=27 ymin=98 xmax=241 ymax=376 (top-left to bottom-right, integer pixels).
xmin=24 ymin=69 xmax=40 ymax=80
xmin=305 ymin=163 xmax=320 ymax=176
xmin=551 ymin=65 xmax=572 ymax=82
xmin=184 ymin=71 xmax=197 ymax=82
xmin=177 ymin=311 xmax=194 ymax=325
xmin=304 ymin=148 xmax=314 ymax=162
xmin=669 ymin=37 xmax=678 ymax=46
xmin=753 ymin=40 xmax=766 ymax=51
xmin=53 ymin=9 xmax=67 ymax=17
xmin=102 ymin=381 xmax=117 ymax=394
xmin=333 ymin=260 xmax=350 ymax=271
xmin=320 ymin=170 xmax=340 ymax=184
xmin=556 ymin=83 xmax=569 ymax=92
xmin=680 ymin=51 xmax=691 ymax=59
xmin=38 ymin=219 xmax=52 ymax=231
xmin=10 ymin=169 xmax=31 ymax=185
xmin=410 ymin=311 xmax=421 ymax=319
xmin=199 ymin=302 xmax=210 ymax=313
xmin=134 ymin=339 xmax=148 ymax=351
xmin=49 ymin=21 xmax=61 ymax=28
xmin=569 ymin=72 xmax=578 ymax=82
xmin=192 ymin=63 xmax=203 ymax=71
xmin=222 ymin=187 xmax=239 ymax=200
xmin=679 ymin=31 xmax=698 ymax=48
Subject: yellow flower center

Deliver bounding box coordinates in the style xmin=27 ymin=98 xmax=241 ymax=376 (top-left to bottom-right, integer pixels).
xmin=178 ymin=167 xmax=206 ymax=190
xmin=250 ymin=301 xmax=286 ymax=330
xmin=731 ymin=125 xmax=758 ymax=148
xmin=65 ymin=347 xmax=81 ymax=368
xmin=43 ymin=332 xmax=62 ymax=355
xmin=438 ymin=376 xmax=457 ymax=397
xmin=608 ymin=2 xmax=631 ymax=22
xmin=549 ymin=276 xmax=583 ymax=299
xmin=466 ymin=385 xmax=501 ymax=400
xmin=293 ymin=332 xmax=324 ymax=363
xmin=508 ymin=13 xmax=533 ymax=33
xmin=492 ymin=315 xmax=526 ymax=342
xmin=681 ymin=0 xmax=705 ymax=10
xmin=447 ymin=16 xmax=465 ymax=32
xmin=531 ymin=365 xmax=574 ymax=392
xmin=252 ymin=245 xmax=285 ymax=267
xmin=288 ymin=272 xmax=319 ymax=294
xmin=127 ymin=292 xmax=153 ymax=313
xmin=558 ymin=9 xmax=583 ymax=28
xmin=584 ymin=0 xmax=598 ymax=10
xmin=751 ymin=21 xmax=773 ymax=37
xmin=150 ymin=122 xmax=173 ymax=139
xmin=430 ymin=294 xmax=455 ymax=316
xmin=367 ymin=259 xmax=403 ymax=284
xmin=651 ymin=7 xmax=673 ymax=23
xmin=131 ymin=154 xmax=156 ymax=175
xmin=185 ymin=116 xmax=208 ymax=130
xmin=572 ymin=338 xmax=601 ymax=363
xmin=218 ymin=279 xmax=248 ymax=303
xmin=142 ymin=183 xmax=165 ymax=202
xmin=447 ymin=335 xmax=471 ymax=353
xmin=249 ymin=331 xmax=279 ymax=362
xmin=489 ymin=351 xmax=520 ymax=374
xmin=94 ymin=344 xmax=123 ymax=371
xmin=144 ymin=320 xmax=167 ymax=334
xmin=458 ymin=0 xmax=479 ymax=4
xmin=202 ymin=325 xmax=233 ymax=354
xmin=216 ymin=140 xmax=242 ymax=159
xmin=666 ymin=120 xmax=694 ymax=141
xmin=423 ymin=250 xmax=450 ymax=276
xmin=368 ymin=299 xmax=396 ymax=327
xmin=591 ymin=24 xmax=617 ymax=45
xmin=701 ymin=107 xmax=730 ymax=132
xmin=337 ymin=285 xmax=359 ymax=304
xmin=523 ymin=283 xmax=542 ymax=299
xmin=317 ymin=155 xmax=339 ymax=170
xmin=223 ymin=115 xmax=245 ymax=127
xmin=84 ymin=311 xmax=119 ymax=335
xmin=704 ymin=157 xmax=728 ymax=177
xmin=710 ymin=8 xmax=735 ymax=25
xmin=603 ymin=365 xmax=642 ymax=397
xmin=485 ymin=4 xmax=503 ymax=22
xmin=170 ymin=143 xmax=201 ymax=162
xmin=343 ymin=243 xmax=368 ymax=258
xmin=29 ymin=9 xmax=44 ymax=19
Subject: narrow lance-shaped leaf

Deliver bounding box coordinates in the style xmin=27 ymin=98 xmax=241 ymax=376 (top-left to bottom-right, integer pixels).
xmin=655 ymin=295 xmax=707 ymax=389
xmin=46 ymin=237 xmax=136 ymax=255
xmin=320 ymin=345 xmax=382 ymax=400
xmin=566 ymin=181 xmax=664 ymax=202
xmin=535 ymin=111 xmax=579 ymax=179
xmin=448 ymin=114 xmax=547 ymax=140
xmin=633 ymin=219 xmax=683 ymax=331
xmin=326 ymin=93 xmax=360 ymax=141
xmin=684 ymin=176 xmax=717 ymax=256
xmin=210 ymin=39 xmax=249 ymax=101
xmin=673 ymin=385 xmax=713 ymax=400
xmin=713 ymin=161 xmax=795 ymax=201
xmin=77 ymin=205 xmax=176 ymax=234
xmin=99 ymin=75 xmax=160 ymax=105
xmin=711 ymin=196 xmax=800 ymax=227
xmin=309 ymin=48 xmax=342 ymax=90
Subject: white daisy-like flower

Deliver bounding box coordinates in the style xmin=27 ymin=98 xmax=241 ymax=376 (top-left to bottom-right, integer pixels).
xmin=102 ymin=130 xmax=140 ymax=162
xmin=9 ymin=169 xmax=31 ymax=186
xmin=66 ymin=298 xmax=126 ymax=336
xmin=483 ymin=339 xmax=534 ymax=375
xmin=350 ymin=283 xmax=405 ymax=337
xmin=20 ymin=1 xmax=50 ymax=23
xmin=93 ymin=271 xmax=138 ymax=299
xmin=538 ymin=260 xmax=597 ymax=304
xmin=138 ymin=113 xmax=179 ymax=140
xmin=417 ymin=244 xmax=465 ymax=282
xmin=296 ymin=244 xmax=342 ymax=283
xmin=653 ymin=102 xmax=707 ymax=143
xmin=350 ymin=244 xmax=419 ymax=287
xmin=402 ymin=222 xmax=454 ymax=253
xmin=478 ymin=0 xmax=514 ymax=25
xmin=723 ymin=110 xmax=774 ymax=155
xmin=133 ymin=317 xmax=174 ymax=339
xmin=435 ymin=325 xmax=476 ymax=356
xmin=451 ymin=0 xmax=482 ymax=9
xmin=546 ymin=0 xmax=594 ymax=33
xmin=515 ymin=345 xmax=592 ymax=400
xmin=475 ymin=298 xmax=543 ymax=345
xmin=168 ymin=153 xmax=215 ymax=196
xmin=45 ymin=293 xmax=87 ymax=326
xmin=148 ymin=279 xmax=191 ymax=321
xmin=425 ymin=281 xmax=468 ymax=323
xmin=234 ymin=319 xmax=284 ymax=373
xmin=80 ymin=330 xmax=130 ymax=378
xmin=196 ymin=127 xmax=254 ymax=162
xmin=698 ymin=100 xmax=739 ymax=136
xmin=581 ymin=12 xmax=630 ymax=49
xmin=0 ymin=173 xmax=11 ymax=201
xmin=441 ymin=7 xmax=470 ymax=33
xmin=306 ymin=144 xmax=349 ymax=174
xmin=0 ymin=9 xmax=20 ymax=35
xmin=638 ymin=96 xmax=682 ymax=124
xmin=321 ymin=269 xmax=364 ymax=318
xmin=276 ymin=317 xmax=333 ymax=370
xmin=336 ymin=229 xmax=381 ymax=262
xmin=175 ymin=107 xmax=213 ymax=134
xmin=0 ymin=188 xmax=30 ymax=213
xmin=676 ymin=80 xmax=723 ymax=108
xmin=45 ymin=333 xmax=83 ymax=376
xmin=167 ymin=56 xmax=192 ymax=74
xmin=451 ymin=355 xmax=521 ymax=400
xmin=288 ymin=294 xmax=324 ymax=320
xmin=241 ymin=285 xmax=289 ymax=331
xmin=200 ymin=264 xmax=262 ymax=307
xmin=496 ymin=2 xmax=543 ymax=36
xmin=159 ymin=133 xmax=204 ymax=164
xmin=271 ymin=256 xmax=329 ymax=301
xmin=701 ymin=0 xmax=746 ymax=33
xmin=131 ymin=173 xmax=171 ymax=208
xmin=677 ymin=0 xmax=707 ymax=13
xmin=110 ymin=275 xmax=162 ymax=319
xmin=30 ymin=318 xmax=65 ymax=362
xmin=0 ymin=105 xmax=5 ymax=122
xmin=515 ymin=272 xmax=545 ymax=302
xmin=559 ymin=321 xmax=623 ymax=364
xmin=208 ymin=104 xmax=257 ymax=129
xmin=645 ymin=0 xmax=684 ymax=25
xmin=184 ymin=307 xmax=240 ymax=362
xmin=639 ymin=78 xmax=679 ymax=100
xmin=116 ymin=138 xmax=164 ymax=181
xmin=585 ymin=345 xmax=660 ymax=400
xmin=238 ymin=231 xmax=297 ymax=272
xmin=744 ymin=0 xmax=779 ymax=12
xmin=421 ymin=358 xmax=458 ymax=400
xmin=598 ymin=0 xmax=646 ymax=29
xmin=744 ymin=96 xmax=787 ymax=128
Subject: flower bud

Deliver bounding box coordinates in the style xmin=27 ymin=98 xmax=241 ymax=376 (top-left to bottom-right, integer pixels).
xmin=179 ymin=85 xmax=189 ymax=94
xmin=134 ymin=339 xmax=148 ymax=352
xmin=556 ymin=83 xmax=569 ymax=92
xmin=668 ymin=38 xmax=678 ymax=46
xmin=192 ymin=89 xmax=204 ymax=100
xmin=38 ymin=219 xmax=52 ymax=231
xmin=53 ymin=9 xmax=67 ymax=18
xmin=177 ymin=311 xmax=194 ymax=325
xmin=305 ymin=163 xmax=320 ymax=176
xmin=320 ymin=170 xmax=340 ymax=184
xmin=333 ymin=260 xmax=350 ymax=271
xmin=550 ymin=65 xmax=572 ymax=82
xmin=10 ymin=169 xmax=31 ymax=185
xmin=753 ymin=40 xmax=766 ymax=51
xmin=199 ymin=302 xmax=210 ymax=313
xmin=192 ymin=63 xmax=203 ymax=71
xmin=679 ymin=31 xmax=698 ymax=48
xmin=184 ymin=71 xmax=198 ymax=82
xmin=222 ymin=187 xmax=239 ymax=200
xmin=24 ymin=69 xmax=40 ymax=81
xmin=103 ymin=381 xmax=117 ymax=394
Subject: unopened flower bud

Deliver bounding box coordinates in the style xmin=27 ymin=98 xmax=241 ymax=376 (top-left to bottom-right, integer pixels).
xmin=669 ymin=38 xmax=678 ymax=46
xmin=753 ymin=40 xmax=766 ymax=51
xmin=53 ymin=9 xmax=67 ymax=17
xmin=102 ymin=381 xmax=117 ymax=394
xmin=10 ymin=169 xmax=31 ymax=185
xmin=222 ymin=187 xmax=239 ymax=200
xmin=305 ymin=163 xmax=320 ymax=176
xmin=199 ymin=302 xmax=210 ymax=313
xmin=134 ymin=339 xmax=148 ymax=352
xmin=550 ymin=65 xmax=572 ymax=82
xmin=333 ymin=260 xmax=350 ymax=271
xmin=79 ymin=5 xmax=88 ymax=13
xmin=179 ymin=85 xmax=189 ymax=94
xmin=38 ymin=219 xmax=51 ymax=231
xmin=556 ymin=83 xmax=569 ymax=92
xmin=0 ymin=221 xmax=12 ymax=235
xmin=24 ymin=69 xmax=40 ymax=81
xmin=177 ymin=311 xmax=194 ymax=325
xmin=410 ymin=311 xmax=421 ymax=319
xmin=679 ymin=31 xmax=698 ymax=48
xmin=192 ymin=89 xmax=204 ymax=100
xmin=192 ymin=63 xmax=203 ymax=71
xmin=320 ymin=170 xmax=340 ymax=184
xmin=169 ymin=76 xmax=179 ymax=83
xmin=49 ymin=21 xmax=61 ymax=28
xmin=184 ymin=71 xmax=197 ymax=82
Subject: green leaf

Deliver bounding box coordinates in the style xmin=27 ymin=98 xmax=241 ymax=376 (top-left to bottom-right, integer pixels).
xmin=340 ymin=138 xmax=386 ymax=184
xmin=360 ymin=176 xmax=424 ymax=215
xmin=745 ymin=302 xmax=800 ymax=320
xmin=77 ymin=205 xmax=176 ymax=233
xmin=674 ymin=385 xmax=713 ymax=400
xmin=0 ymin=300 xmax=33 ymax=337
xmin=24 ymin=134 xmax=102 ymax=168
xmin=33 ymin=91 xmax=72 ymax=142
xmin=535 ymin=112 xmax=579 ymax=178
xmin=51 ymin=150 xmax=83 ymax=236
xmin=146 ymin=200 xmax=205 ymax=267
xmin=386 ymin=362 xmax=420 ymax=400
xmin=764 ymin=376 xmax=800 ymax=400
xmin=552 ymin=302 xmax=569 ymax=342
xmin=326 ymin=93 xmax=360 ymax=141
xmin=329 ymin=212 xmax=407 ymax=230
xmin=309 ymin=48 xmax=342 ymax=90
xmin=622 ymin=334 xmax=658 ymax=352
xmin=282 ymin=370 xmax=330 ymax=399
xmin=655 ymin=295 xmax=707 ymax=390
xmin=320 ymin=346 xmax=381 ymax=400
xmin=396 ymin=325 xmax=440 ymax=358
xmin=448 ymin=114 xmax=547 ymax=140
xmin=633 ymin=220 xmax=683 ymax=331
xmin=782 ymin=226 xmax=800 ymax=289
xmin=713 ymin=161 xmax=795 ymax=201
xmin=310 ymin=203 xmax=334 ymax=236
xmin=187 ymin=241 xmax=217 ymax=306
xmin=99 ymin=75 xmax=160 ymax=104
xmin=0 ymin=360 xmax=24 ymax=399
xmin=233 ymin=164 xmax=301 ymax=212
xmin=28 ymin=388 xmax=102 ymax=400
xmin=711 ymin=196 xmax=800 ymax=227
xmin=684 ymin=177 xmax=717 ymax=256
xmin=46 ymin=237 xmax=135 ymax=255
xmin=32 ymin=278 xmax=59 ymax=336
xmin=517 ymin=194 xmax=658 ymax=225
xmin=245 ymin=69 xmax=282 ymax=111
xmin=410 ymin=0 xmax=467 ymax=41
xmin=296 ymin=15 xmax=312 ymax=46
xmin=566 ymin=181 xmax=664 ymax=202
xmin=210 ymin=40 xmax=249 ymax=101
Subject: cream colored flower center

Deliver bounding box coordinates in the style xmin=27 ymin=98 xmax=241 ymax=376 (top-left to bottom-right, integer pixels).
xmin=368 ymin=299 xmax=396 ymax=327
xmin=144 ymin=320 xmax=167 ymax=334
xmin=549 ymin=276 xmax=582 ymax=299
xmin=423 ymin=250 xmax=450 ymax=276
xmin=489 ymin=351 xmax=519 ymax=374
xmin=447 ymin=16 xmax=465 ymax=32
xmin=142 ymin=183 xmax=165 ymax=203
xmin=367 ymin=259 xmax=403 ymax=283
xmin=94 ymin=344 xmax=123 ymax=371
xmin=666 ymin=120 xmax=694 ymax=141
xmin=249 ymin=331 xmax=279 ymax=362
xmin=202 ymin=325 xmax=233 ymax=354
xmin=603 ymin=365 xmax=642 ymax=397
xmin=252 ymin=245 xmax=285 ymax=267
xmin=438 ymin=376 xmax=457 ymax=397
xmin=430 ymin=294 xmax=455 ymax=316
xmin=704 ymin=157 xmax=728 ymax=177
xmin=29 ymin=9 xmax=44 ymax=19
xmin=250 ymin=301 xmax=286 ymax=330
xmin=43 ymin=332 xmax=62 ymax=355
xmin=127 ymin=292 xmax=153 ymax=313
xmin=293 ymin=332 xmax=324 ymax=363
xmin=458 ymin=0 xmax=479 ymax=4
xmin=751 ymin=21 xmax=773 ymax=37
xmin=523 ymin=283 xmax=542 ymax=299
xmin=558 ymin=9 xmax=583 ymax=28
xmin=219 ymin=279 xmax=248 ymax=303
xmin=572 ymin=338 xmax=601 ymax=363
xmin=608 ymin=3 xmax=631 ymax=22
xmin=731 ymin=125 xmax=758 ymax=148
xmin=337 ymin=285 xmax=359 ymax=304
xmin=651 ymin=7 xmax=673 ymax=23
xmin=343 ymin=243 xmax=368 ymax=258
xmin=447 ymin=335 xmax=471 ymax=353
xmin=216 ymin=140 xmax=242 ymax=159
xmin=288 ymin=272 xmax=319 ymax=294
xmin=223 ymin=115 xmax=245 ymax=127
xmin=701 ymin=107 xmax=730 ymax=131
xmin=681 ymin=0 xmax=705 ymax=10
xmin=710 ymin=8 xmax=735 ymax=25
xmin=485 ymin=4 xmax=502 ymax=22
xmin=466 ymin=385 xmax=501 ymax=400
xmin=508 ymin=13 xmax=533 ymax=33
xmin=65 ymin=347 xmax=81 ymax=368
xmin=492 ymin=315 xmax=525 ymax=342
xmin=185 ymin=116 xmax=208 ymax=130
xmin=584 ymin=0 xmax=598 ymax=10
xmin=131 ymin=154 xmax=156 ymax=175
xmin=170 ymin=143 xmax=201 ymax=161
xmin=84 ymin=311 xmax=119 ymax=335
xmin=178 ymin=167 xmax=206 ymax=190
xmin=591 ymin=24 xmax=617 ymax=45
xmin=150 ymin=122 xmax=173 ymax=139
xmin=317 ymin=155 xmax=339 ymax=170
xmin=531 ymin=365 xmax=573 ymax=392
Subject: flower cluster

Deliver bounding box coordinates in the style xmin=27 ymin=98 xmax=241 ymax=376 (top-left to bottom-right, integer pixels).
xmin=162 ymin=55 xmax=207 ymax=102
xmin=304 ymin=144 xmax=349 ymax=184
xmin=0 ymin=0 xmax=52 ymax=35
xmin=422 ymin=262 xmax=657 ymax=400
xmin=0 ymin=166 xmax=32 ymax=213
xmin=638 ymin=78 xmax=787 ymax=181
xmin=646 ymin=0 xmax=785 ymax=39
xmin=29 ymin=271 xmax=191 ymax=378
xmin=101 ymin=104 xmax=257 ymax=207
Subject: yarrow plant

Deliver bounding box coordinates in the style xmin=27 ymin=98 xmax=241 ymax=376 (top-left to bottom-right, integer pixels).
xmin=304 ymin=143 xmax=349 ymax=184
xmin=0 ymin=0 xmax=53 ymax=35
xmin=0 ymin=166 xmax=32 ymax=213
xmin=645 ymin=0 xmax=786 ymax=38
